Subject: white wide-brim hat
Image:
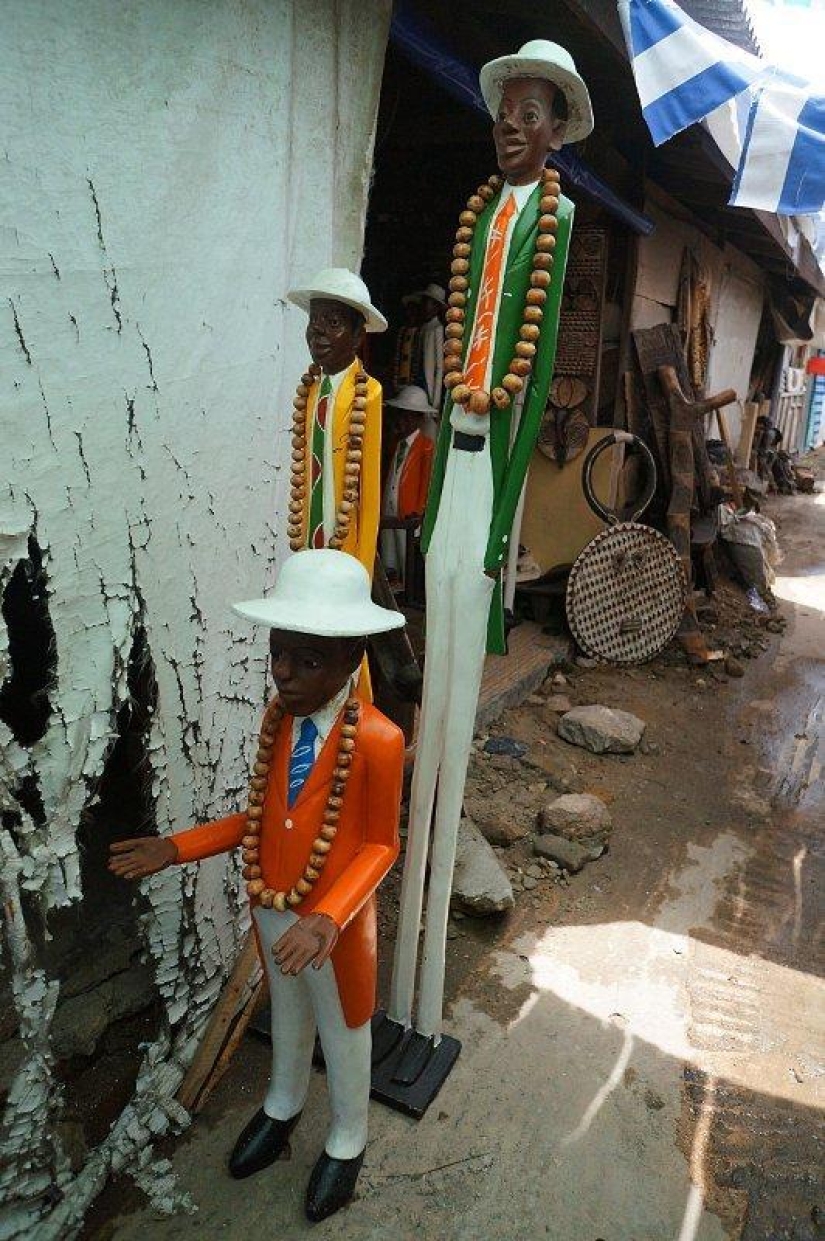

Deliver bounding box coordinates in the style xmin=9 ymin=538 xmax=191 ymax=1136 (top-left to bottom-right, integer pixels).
xmin=233 ymin=549 xmax=405 ymax=637
xmin=479 ymin=40 xmax=593 ymax=145
xmin=403 ymin=282 xmax=446 ymax=307
xmin=386 ymin=384 xmax=438 ymax=415
xmin=288 ymin=267 xmax=388 ymax=334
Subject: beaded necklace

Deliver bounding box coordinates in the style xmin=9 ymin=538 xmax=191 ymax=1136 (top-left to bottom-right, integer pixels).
xmin=444 ymin=167 xmax=561 ymax=416
xmin=241 ymin=692 xmax=361 ymax=911
xmin=287 ymin=362 xmax=369 ymax=552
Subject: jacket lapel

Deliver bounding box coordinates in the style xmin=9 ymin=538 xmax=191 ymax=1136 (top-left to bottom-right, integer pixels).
xmin=332 ymin=361 xmax=357 ymax=509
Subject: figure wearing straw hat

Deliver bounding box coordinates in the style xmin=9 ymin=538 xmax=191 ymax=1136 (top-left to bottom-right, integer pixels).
xmin=110 ymin=551 xmax=405 ymax=1220
xmin=378 ymin=41 xmax=594 ymax=1101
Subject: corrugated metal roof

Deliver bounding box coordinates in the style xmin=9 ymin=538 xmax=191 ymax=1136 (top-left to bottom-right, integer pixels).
xmin=679 ymin=0 xmax=762 ymax=56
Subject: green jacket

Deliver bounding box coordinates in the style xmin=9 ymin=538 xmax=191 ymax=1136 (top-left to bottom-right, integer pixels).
xmin=421 ymin=184 xmax=574 ymax=653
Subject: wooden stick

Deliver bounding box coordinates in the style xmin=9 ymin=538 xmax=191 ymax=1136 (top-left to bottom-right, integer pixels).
xmin=177 ymin=930 xmax=260 ymax=1112
xmin=713 ymin=405 xmax=745 ymax=509
xmin=193 ymin=977 xmax=267 ymax=1114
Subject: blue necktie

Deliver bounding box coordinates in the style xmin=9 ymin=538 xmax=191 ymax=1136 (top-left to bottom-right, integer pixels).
xmin=288 ymin=717 xmax=318 ymax=807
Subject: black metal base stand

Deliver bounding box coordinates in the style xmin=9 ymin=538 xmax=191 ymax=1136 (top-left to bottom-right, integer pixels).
xmin=369 ymin=1010 xmax=461 ymax=1119
xmin=248 ymin=1005 xmax=460 ymax=1121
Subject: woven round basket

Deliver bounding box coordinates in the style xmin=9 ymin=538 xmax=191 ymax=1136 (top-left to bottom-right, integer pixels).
xmin=566 ymin=433 xmax=687 ymax=664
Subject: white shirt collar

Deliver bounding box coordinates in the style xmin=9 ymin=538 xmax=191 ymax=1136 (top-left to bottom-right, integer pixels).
xmin=291 ymin=680 xmax=352 ymax=753
xmin=504 ymin=178 xmax=540 ymax=212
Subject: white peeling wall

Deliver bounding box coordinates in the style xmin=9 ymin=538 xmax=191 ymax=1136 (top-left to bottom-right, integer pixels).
xmin=0 ymin=0 xmax=390 ymax=1233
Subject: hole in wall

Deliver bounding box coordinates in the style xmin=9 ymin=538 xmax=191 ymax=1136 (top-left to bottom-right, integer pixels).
xmin=41 ymin=624 xmax=163 ymax=1145
xmin=0 ymin=536 xmax=57 ymax=746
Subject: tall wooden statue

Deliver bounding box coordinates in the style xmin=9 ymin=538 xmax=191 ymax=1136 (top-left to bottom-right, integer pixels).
xmin=374 ymin=41 xmax=594 ymax=1111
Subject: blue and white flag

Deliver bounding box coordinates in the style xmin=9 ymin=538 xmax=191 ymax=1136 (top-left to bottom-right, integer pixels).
xmin=617 ymin=0 xmax=762 ymax=146
xmin=732 ymin=76 xmax=825 ymax=215
xmin=618 ymin=0 xmax=825 ymax=216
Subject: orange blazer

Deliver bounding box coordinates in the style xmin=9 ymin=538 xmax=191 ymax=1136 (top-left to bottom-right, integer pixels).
xmin=396 ymin=432 xmax=435 ymax=520
xmin=171 ymin=702 xmax=404 ymax=1028
xmin=297 ymin=361 xmax=382 ymax=581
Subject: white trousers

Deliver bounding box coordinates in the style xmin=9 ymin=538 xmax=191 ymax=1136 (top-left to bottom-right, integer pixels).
xmin=254 ymin=907 xmax=371 ymax=1160
xmin=390 ymin=440 xmax=495 ymax=1037
xmin=380 ymin=525 xmax=406 ymax=579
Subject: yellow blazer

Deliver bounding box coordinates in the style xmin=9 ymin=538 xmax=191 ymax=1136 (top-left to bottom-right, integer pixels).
xmin=300 ymin=361 xmax=382 ymax=581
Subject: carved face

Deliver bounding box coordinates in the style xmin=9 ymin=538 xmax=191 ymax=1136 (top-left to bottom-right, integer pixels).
xmin=306 ymin=298 xmax=365 ymax=374
xmin=492 ymin=78 xmax=566 ymax=184
xmin=269 ymin=628 xmax=362 ymax=717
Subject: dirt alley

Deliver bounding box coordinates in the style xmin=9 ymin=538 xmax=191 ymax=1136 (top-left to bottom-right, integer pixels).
xmin=89 ymin=477 xmax=824 ymax=1241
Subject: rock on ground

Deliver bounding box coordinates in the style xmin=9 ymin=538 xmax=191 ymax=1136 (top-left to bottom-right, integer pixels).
xmin=539 ymin=792 xmax=613 ymax=850
xmin=451 ymin=818 xmax=515 ymax=915
xmin=558 ymin=705 xmax=646 ymax=755
xmin=533 ymin=833 xmax=597 ymax=873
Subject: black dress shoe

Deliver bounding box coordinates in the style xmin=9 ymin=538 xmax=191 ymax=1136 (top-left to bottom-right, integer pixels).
xmin=305 ymin=1148 xmax=365 ymax=1221
xmin=228 ymin=1108 xmax=301 ymax=1179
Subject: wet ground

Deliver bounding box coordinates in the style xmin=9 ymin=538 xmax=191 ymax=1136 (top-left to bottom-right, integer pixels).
xmin=86 ymin=477 xmax=824 ymax=1241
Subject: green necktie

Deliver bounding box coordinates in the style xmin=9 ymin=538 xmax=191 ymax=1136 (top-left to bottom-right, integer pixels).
xmin=308 ymin=374 xmax=333 ymax=548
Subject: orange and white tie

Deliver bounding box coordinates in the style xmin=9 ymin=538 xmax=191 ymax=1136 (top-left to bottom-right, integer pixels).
xmin=463 ymin=192 xmax=516 ymax=392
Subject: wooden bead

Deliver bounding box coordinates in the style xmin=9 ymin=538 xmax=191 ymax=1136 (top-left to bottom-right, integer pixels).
xmin=309 ymin=853 xmax=326 ymax=869
xmin=348 ymin=449 xmax=363 ymax=462
xmin=456 ymin=226 xmax=473 ymax=243
xmin=241 ymin=834 xmax=260 ymax=851
xmin=259 ymin=888 xmax=275 ymax=908
xmin=536 ymin=234 xmax=556 ymax=253
xmin=328 ymin=796 xmax=344 ymax=810
xmin=320 ymin=825 xmax=337 ymax=842
xmin=291 ymin=448 xmax=304 ymax=463
xmin=286 ymin=890 xmax=302 ymax=907
xmin=478 ymin=183 xmax=495 ymax=201
xmin=340 ymin=724 xmax=356 ymax=738
xmin=459 ymin=210 xmax=477 ymax=227
xmin=510 ymin=358 xmax=532 ymax=377
xmin=489 ymin=174 xmax=503 ymax=189
xmin=247 ymin=805 xmax=263 ymax=820
xmin=273 ymin=892 xmax=287 ymax=912
xmin=337 ymin=753 xmax=352 ymax=768
xmin=287 ymin=528 xmax=302 ymax=542
xmin=445 ymin=308 xmax=464 ymax=324
xmin=515 ymin=341 xmax=536 ymax=359
xmin=353 ymin=395 xmax=367 ymax=411
xmin=531 ymin=270 xmax=551 ymax=289
xmin=293 ymin=397 xmax=307 ymax=412
xmin=445 ymin=323 xmax=464 ymax=340
xmin=444 ymin=338 xmax=463 ymax=356
xmin=451 ymin=258 xmax=469 ymax=277
xmin=444 ymin=371 xmax=464 ymax=391
xmin=492 ymin=387 xmax=510 ymax=409
xmin=502 ymin=373 xmax=523 ymax=394
xmin=451 ymin=384 xmax=471 ymax=405
xmin=296 ymin=878 xmax=313 ymax=896
xmin=246 ymin=879 xmax=265 ymax=897
xmin=448 ymin=293 xmax=466 ymax=309
xmin=331 ymin=781 xmax=346 ymax=796
xmin=449 ymin=276 xmax=469 ymax=293
xmin=453 ymin=243 xmax=471 ymax=260
xmin=339 ymin=737 xmax=355 ymax=753
xmin=520 ymin=324 xmax=541 ymax=342
xmin=524 ymin=306 xmax=544 ymax=324
xmin=527 ymin=288 xmax=547 ymax=306
xmin=327 ymin=536 xmax=343 ymax=550
xmin=313 ymin=838 xmax=332 ymax=855
xmin=467 ymin=194 xmax=485 ymax=213
xmin=533 ymin=253 xmax=553 ymax=271
xmin=243 ymin=864 xmax=261 ymax=880
xmin=242 ymin=849 xmax=258 ymax=865
xmin=305 ymin=865 xmax=321 ymax=882
xmin=468 ymin=390 xmax=490 ymax=415
xmin=289 ymin=538 xmax=303 ymax=551
xmin=289 ymin=499 xmax=303 ymax=515
xmin=540 ymin=197 xmax=558 ymax=215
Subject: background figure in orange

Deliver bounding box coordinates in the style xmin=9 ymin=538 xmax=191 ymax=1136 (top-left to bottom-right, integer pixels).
xmin=380 ymin=385 xmax=436 ymax=584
